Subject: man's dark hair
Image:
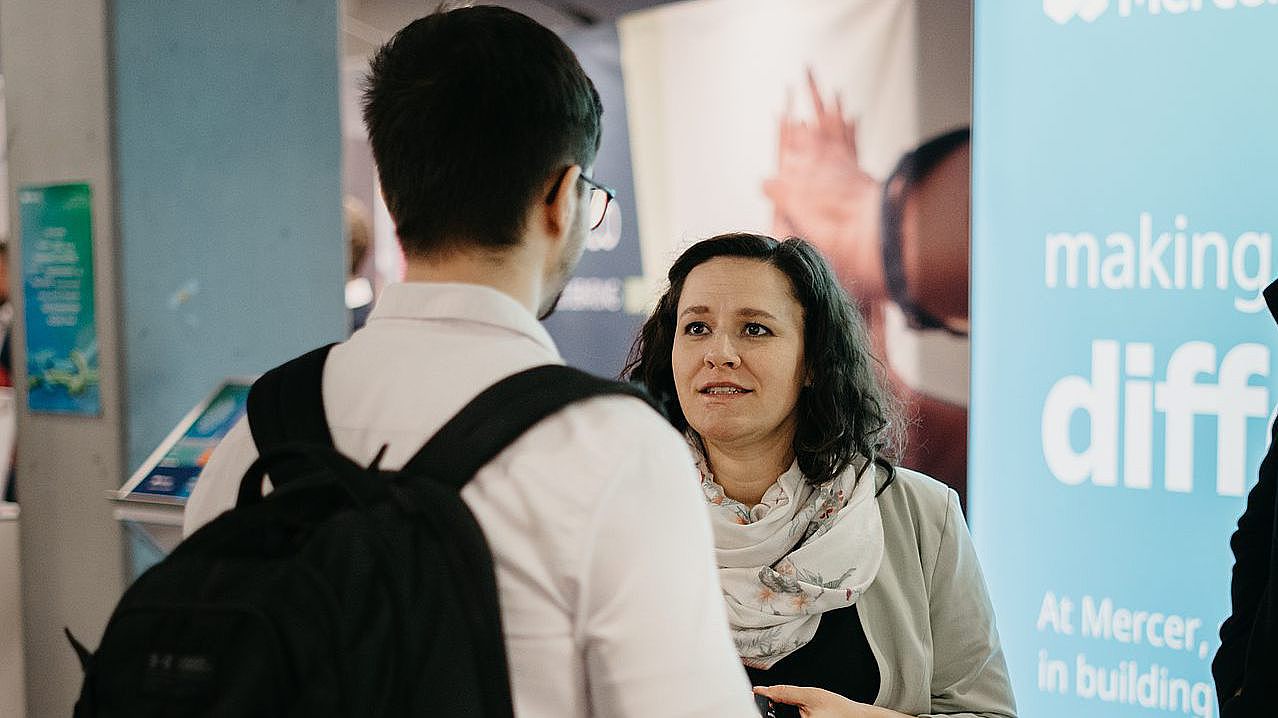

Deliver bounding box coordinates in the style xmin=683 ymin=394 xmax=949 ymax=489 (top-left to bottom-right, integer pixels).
xmin=362 ymin=6 xmax=603 ymax=257
xmin=624 ymin=233 xmax=901 ymax=491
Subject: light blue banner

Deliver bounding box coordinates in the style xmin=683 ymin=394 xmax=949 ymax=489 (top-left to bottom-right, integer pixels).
xmin=971 ymin=2 xmax=1278 ymax=717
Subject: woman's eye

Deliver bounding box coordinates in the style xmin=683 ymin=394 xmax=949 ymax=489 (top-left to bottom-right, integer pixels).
xmin=744 ymin=323 xmax=772 ymax=337
xmin=683 ymin=321 xmax=710 ymax=336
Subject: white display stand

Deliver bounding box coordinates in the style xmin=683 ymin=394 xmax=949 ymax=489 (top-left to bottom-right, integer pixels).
xmin=0 ymin=502 xmax=25 ymax=718
xmin=112 ymin=502 xmax=185 ymax=584
xmin=114 ymin=379 xmax=252 ymax=584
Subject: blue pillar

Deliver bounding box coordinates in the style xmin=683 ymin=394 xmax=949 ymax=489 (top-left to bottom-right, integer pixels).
xmin=112 ymin=1 xmax=345 ymax=471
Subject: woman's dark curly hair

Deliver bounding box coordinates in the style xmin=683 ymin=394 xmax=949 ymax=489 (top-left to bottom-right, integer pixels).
xmin=623 ymin=233 xmax=901 ymax=490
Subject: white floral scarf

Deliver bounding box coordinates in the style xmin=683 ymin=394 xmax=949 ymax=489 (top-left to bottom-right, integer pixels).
xmin=699 ymin=454 xmax=884 ymax=669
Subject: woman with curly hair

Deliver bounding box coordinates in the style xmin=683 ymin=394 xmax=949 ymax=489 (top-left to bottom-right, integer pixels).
xmin=624 ymin=233 xmax=1015 ymax=718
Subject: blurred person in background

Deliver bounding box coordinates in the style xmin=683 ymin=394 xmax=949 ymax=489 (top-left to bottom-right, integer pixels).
xmin=1214 ymin=279 xmax=1278 ymax=716
xmin=344 ymin=195 xmax=374 ymax=333
xmin=0 ymin=240 xmax=14 ymax=503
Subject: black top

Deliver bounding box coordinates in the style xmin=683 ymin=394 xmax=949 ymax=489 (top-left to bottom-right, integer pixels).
xmin=745 ymin=604 xmax=880 ymax=715
xmin=1214 ymin=283 xmax=1278 ymax=717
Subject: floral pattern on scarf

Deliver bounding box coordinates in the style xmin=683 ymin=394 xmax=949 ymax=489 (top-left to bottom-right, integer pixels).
xmin=697 ymin=453 xmax=885 ymax=669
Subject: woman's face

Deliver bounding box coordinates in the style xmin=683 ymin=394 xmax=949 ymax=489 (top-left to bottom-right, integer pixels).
xmin=672 ymin=257 xmax=807 ymax=453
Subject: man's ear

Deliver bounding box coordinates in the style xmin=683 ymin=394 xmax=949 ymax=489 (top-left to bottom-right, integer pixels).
xmin=543 ymin=165 xmax=582 ymax=240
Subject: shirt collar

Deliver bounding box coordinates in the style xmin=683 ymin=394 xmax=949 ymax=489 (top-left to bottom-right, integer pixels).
xmin=367 ymin=282 xmax=561 ymax=357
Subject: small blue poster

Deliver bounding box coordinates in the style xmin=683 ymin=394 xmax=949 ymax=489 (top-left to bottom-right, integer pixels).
xmin=19 ymin=182 xmax=100 ymax=415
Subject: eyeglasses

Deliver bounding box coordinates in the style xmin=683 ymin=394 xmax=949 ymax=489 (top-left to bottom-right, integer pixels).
xmin=547 ymin=168 xmax=616 ymax=231
xmin=579 ymin=174 xmax=615 ymax=231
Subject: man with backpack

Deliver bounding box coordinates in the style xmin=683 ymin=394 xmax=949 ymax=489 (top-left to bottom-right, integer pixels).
xmin=172 ymin=6 xmax=757 ymax=717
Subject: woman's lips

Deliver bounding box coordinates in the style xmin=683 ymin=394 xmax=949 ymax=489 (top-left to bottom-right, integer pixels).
xmin=698 ymin=382 xmax=752 ymax=395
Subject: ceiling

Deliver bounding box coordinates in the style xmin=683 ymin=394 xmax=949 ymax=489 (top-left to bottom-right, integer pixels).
xmin=342 ymin=0 xmax=682 ymax=59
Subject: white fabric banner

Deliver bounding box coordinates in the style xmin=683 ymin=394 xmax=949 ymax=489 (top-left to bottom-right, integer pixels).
xmin=619 ymin=0 xmax=918 ymax=285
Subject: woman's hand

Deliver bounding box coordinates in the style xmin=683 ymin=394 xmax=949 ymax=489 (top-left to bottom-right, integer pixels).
xmin=753 ymin=685 xmax=911 ymax=718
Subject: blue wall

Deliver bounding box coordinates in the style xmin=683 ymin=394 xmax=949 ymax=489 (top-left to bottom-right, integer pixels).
xmin=112 ymin=1 xmax=344 ymax=471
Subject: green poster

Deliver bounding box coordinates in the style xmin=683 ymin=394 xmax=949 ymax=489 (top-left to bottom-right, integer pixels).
xmin=19 ymin=182 xmax=100 ymax=415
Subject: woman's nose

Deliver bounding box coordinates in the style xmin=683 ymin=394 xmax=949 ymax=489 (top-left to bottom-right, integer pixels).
xmin=704 ymin=335 xmax=739 ymax=368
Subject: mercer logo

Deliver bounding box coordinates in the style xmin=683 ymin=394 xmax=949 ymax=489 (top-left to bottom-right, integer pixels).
xmin=1044 ymin=0 xmax=1109 ymax=23
xmin=1045 ymin=0 xmax=1278 ymax=23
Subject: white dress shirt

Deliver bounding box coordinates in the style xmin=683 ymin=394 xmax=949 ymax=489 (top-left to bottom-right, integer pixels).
xmin=184 ymin=282 xmax=756 ymax=718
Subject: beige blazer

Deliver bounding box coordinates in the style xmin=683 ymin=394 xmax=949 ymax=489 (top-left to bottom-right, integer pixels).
xmin=858 ymin=467 xmax=1017 ymax=717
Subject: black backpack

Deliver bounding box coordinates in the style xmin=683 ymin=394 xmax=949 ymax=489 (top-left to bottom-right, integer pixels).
xmin=70 ymin=345 xmax=656 ymax=717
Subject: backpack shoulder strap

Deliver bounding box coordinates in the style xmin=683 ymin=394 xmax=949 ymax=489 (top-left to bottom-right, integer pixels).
xmin=241 ymin=344 xmax=337 ymax=495
xmin=247 ymin=344 xmax=337 ymax=451
xmin=401 ymin=365 xmax=658 ymax=490
xmin=245 ymin=344 xmax=337 ymax=488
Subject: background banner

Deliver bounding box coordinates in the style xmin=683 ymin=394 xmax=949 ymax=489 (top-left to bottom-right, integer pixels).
xmin=620 ymin=0 xmax=976 ymax=498
xmin=971 ymin=2 xmax=1278 ymax=716
xmin=541 ymin=22 xmax=649 ymax=377
xmin=19 ymin=182 xmax=100 ymax=416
